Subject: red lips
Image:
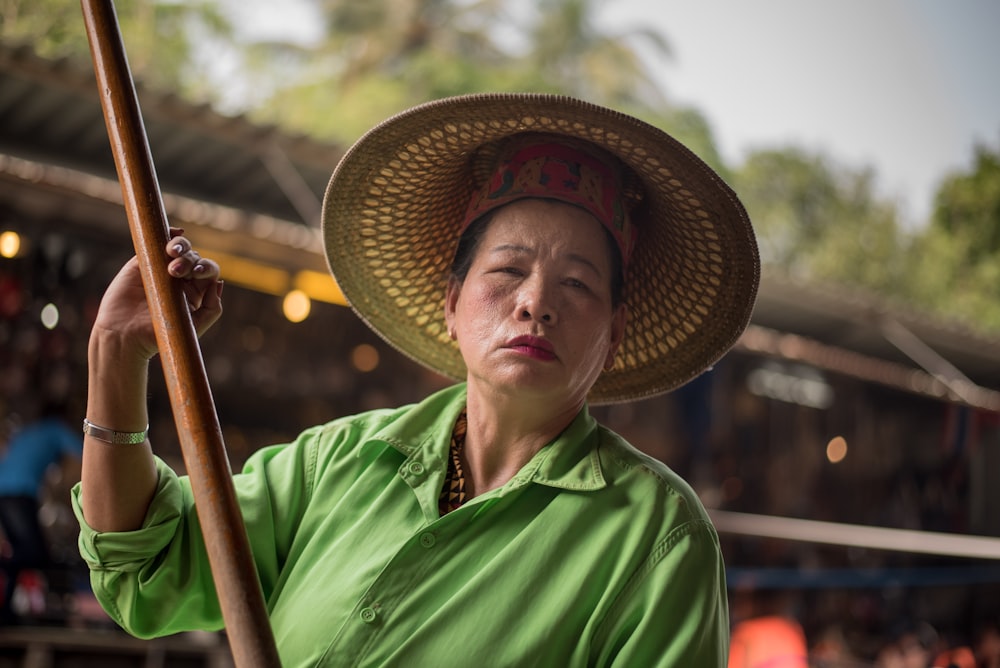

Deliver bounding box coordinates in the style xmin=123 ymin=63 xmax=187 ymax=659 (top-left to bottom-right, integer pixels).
xmin=505 ymin=335 xmax=556 ymax=360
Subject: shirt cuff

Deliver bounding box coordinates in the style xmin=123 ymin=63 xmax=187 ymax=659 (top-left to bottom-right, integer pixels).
xmin=72 ymin=457 xmax=185 ymax=571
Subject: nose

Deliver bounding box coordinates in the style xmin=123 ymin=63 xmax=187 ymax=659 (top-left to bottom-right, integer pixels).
xmin=516 ymin=276 xmax=556 ymax=325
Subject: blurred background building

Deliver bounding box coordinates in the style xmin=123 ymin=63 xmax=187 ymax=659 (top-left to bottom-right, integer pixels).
xmin=1 ymin=42 xmax=999 ymax=665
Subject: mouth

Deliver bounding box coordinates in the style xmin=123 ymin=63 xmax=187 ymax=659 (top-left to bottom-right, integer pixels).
xmin=505 ymin=335 xmax=557 ymax=361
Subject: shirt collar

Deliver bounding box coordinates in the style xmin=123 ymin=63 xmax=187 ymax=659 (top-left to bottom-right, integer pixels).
xmin=361 ymin=384 xmax=606 ymax=492
xmin=513 ymin=406 xmax=606 ymax=491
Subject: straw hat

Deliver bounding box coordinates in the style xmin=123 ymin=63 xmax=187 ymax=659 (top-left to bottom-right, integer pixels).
xmin=322 ymin=93 xmax=759 ymax=404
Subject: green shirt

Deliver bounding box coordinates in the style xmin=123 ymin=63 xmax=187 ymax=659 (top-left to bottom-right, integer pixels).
xmin=74 ymin=384 xmax=729 ymax=666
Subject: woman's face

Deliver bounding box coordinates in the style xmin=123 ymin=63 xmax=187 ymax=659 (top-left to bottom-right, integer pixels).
xmin=445 ymin=199 xmax=627 ymax=409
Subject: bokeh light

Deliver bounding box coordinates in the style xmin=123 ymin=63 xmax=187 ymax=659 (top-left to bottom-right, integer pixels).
xmin=40 ymin=303 xmax=59 ymax=330
xmin=350 ymin=343 xmax=380 ymax=373
xmin=282 ymin=289 xmax=311 ymax=323
xmin=826 ymin=436 xmax=848 ymax=464
xmin=0 ymin=231 xmax=20 ymax=258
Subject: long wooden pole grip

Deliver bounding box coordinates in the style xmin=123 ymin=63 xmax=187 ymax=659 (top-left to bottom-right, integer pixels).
xmin=80 ymin=2 xmax=281 ymax=665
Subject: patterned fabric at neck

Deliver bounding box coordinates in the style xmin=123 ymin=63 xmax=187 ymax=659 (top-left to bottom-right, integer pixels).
xmin=438 ymin=410 xmax=469 ymax=516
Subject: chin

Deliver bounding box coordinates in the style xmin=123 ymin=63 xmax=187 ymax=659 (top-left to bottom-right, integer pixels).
xmin=475 ymin=362 xmax=596 ymax=405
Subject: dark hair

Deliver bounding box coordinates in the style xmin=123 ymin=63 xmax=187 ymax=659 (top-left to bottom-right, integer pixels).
xmin=449 ymin=203 xmax=625 ymax=307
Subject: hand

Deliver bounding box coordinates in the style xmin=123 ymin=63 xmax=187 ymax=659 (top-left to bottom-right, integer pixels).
xmin=93 ymin=228 xmax=224 ymax=362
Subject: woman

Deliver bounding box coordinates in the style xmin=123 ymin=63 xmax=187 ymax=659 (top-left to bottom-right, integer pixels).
xmin=75 ymin=94 xmax=758 ymax=666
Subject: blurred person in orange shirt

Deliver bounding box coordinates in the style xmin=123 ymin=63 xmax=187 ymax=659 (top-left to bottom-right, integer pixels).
xmin=932 ymin=645 xmax=975 ymax=668
xmin=728 ymin=614 xmax=809 ymax=668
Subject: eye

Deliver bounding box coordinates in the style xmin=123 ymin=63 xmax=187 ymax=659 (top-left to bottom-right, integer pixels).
xmin=496 ymin=265 xmax=524 ymax=276
xmin=564 ymin=277 xmax=591 ymax=291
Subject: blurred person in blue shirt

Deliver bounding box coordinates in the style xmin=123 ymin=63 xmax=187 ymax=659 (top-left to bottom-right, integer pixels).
xmin=0 ymin=399 xmax=82 ymax=622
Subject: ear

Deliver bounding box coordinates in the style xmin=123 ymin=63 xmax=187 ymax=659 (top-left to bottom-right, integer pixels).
xmin=604 ymin=302 xmax=628 ymax=370
xmin=444 ymin=276 xmax=462 ymax=340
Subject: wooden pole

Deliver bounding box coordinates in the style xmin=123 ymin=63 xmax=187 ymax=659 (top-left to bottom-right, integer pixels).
xmin=80 ymin=2 xmax=281 ymax=665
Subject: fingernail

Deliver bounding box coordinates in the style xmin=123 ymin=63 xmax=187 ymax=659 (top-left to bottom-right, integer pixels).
xmin=193 ymin=263 xmax=206 ymax=273
xmin=173 ymin=244 xmax=184 ymax=254
xmin=217 ymin=280 xmax=225 ymax=297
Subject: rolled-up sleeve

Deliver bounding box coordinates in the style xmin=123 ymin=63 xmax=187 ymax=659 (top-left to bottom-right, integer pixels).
xmin=71 ymin=427 xmax=320 ymax=639
xmin=75 ymin=459 xmax=182 ymax=570
xmin=72 ymin=457 xmax=225 ymax=637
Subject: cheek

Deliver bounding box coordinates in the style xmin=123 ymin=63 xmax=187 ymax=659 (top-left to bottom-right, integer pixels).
xmin=572 ymin=309 xmax=616 ymax=357
xmin=457 ymin=283 xmax=509 ymax=335
xmin=471 ymin=280 xmax=512 ymax=313
xmin=580 ymin=321 xmax=613 ymax=356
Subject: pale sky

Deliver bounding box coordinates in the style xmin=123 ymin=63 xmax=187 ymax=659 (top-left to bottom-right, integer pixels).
xmin=232 ymin=0 xmax=1000 ymax=229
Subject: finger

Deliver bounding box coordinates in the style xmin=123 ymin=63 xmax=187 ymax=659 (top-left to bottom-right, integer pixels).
xmin=191 ymin=257 xmax=220 ymax=280
xmin=168 ymin=248 xmax=219 ymax=279
xmin=167 ymin=235 xmax=191 ymax=259
xmin=192 ymin=279 xmax=224 ymax=336
xmin=178 ymin=258 xmax=221 ymax=309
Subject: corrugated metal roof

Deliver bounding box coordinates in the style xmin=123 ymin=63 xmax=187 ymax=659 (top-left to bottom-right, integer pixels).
xmin=751 ymin=269 xmax=1000 ymax=391
xmin=0 ymin=42 xmax=339 ymax=225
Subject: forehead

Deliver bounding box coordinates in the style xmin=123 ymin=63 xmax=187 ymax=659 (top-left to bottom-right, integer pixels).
xmin=479 ymin=199 xmax=612 ymax=258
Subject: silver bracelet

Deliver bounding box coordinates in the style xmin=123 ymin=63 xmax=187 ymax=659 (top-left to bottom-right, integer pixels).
xmin=82 ymin=418 xmax=148 ymax=445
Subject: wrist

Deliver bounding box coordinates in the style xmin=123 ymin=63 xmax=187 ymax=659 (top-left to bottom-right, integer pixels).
xmin=89 ymin=324 xmax=154 ymax=369
xmin=87 ymin=328 xmax=151 ymax=433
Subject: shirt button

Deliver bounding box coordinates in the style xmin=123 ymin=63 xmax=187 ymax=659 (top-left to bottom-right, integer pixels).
xmin=407 ymin=461 xmax=425 ymax=476
xmin=359 ymin=607 xmax=377 ymax=624
xmin=419 ymin=532 xmax=436 ymax=548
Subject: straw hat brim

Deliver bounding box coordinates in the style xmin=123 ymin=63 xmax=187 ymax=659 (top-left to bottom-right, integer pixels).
xmin=322 ymin=93 xmax=759 ymax=404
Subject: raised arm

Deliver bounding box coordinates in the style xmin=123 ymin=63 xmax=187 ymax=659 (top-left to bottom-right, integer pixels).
xmin=80 ymin=231 xmax=223 ymax=532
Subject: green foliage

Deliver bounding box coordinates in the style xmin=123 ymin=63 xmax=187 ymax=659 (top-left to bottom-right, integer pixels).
xmin=1 ymin=0 xmax=86 ymax=57
xmin=903 ymin=142 xmax=1000 ymax=332
xmin=931 ymin=143 xmax=1000 ymax=262
xmin=0 ymin=0 xmax=233 ymax=103
xmin=733 ymin=147 xmax=905 ymax=287
xmin=524 ymin=0 xmax=669 ymax=107
xmin=253 ymin=75 xmax=413 ymax=145
xmin=242 ymin=0 xmax=688 ymax=149
xmin=733 ymin=138 xmax=1000 ymax=335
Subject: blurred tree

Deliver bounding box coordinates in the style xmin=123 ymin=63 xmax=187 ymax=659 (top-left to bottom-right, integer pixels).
xmin=238 ymin=0 xmax=721 ymax=161
xmin=0 ymin=0 xmax=233 ymax=102
xmin=316 ymin=0 xmax=507 ymax=88
xmin=239 ymin=0 xmax=515 ymax=141
xmin=904 ymin=141 xmax=1000 ymax=332
xmin=525 ymin=0 xmax=669 ymax=108
xmin=931 ymin=142 xmax=1000 ymax=262
xmin=735 ymin=139 xmax=1000 ymax=335
xmin=516 ymin=0 xmax=723 ymax=171
xmin=733 ymin=147 xmax=907 ymax=292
